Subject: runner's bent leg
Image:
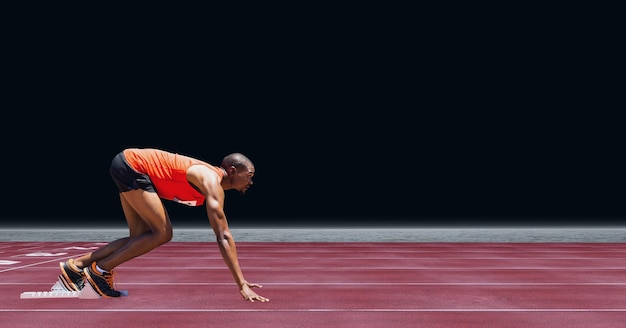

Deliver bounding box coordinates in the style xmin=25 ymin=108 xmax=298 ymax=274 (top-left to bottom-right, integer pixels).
xmin=72 ymin=193 xmax=150 ymax=268
xmin=96 ymin=189 xmax=173 ymax=271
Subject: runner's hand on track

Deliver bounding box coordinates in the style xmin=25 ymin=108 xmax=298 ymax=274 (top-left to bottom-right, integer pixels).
xmin=240 ymin=281 xmax=269 ymax=302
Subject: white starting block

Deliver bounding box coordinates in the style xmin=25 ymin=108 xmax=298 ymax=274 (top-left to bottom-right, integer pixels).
xmin=20 ymin=275 xmax=128 ymax=299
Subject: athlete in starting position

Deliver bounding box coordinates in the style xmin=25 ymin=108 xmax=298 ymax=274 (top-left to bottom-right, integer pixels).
xmin=58 ymin=148 xmax=268 ymax=302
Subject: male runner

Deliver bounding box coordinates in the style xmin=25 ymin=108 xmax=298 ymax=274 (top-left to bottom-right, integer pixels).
xmin=58 ymin=148 xmax=268 ymax=302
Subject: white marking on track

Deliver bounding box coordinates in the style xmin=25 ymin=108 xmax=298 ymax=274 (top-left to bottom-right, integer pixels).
xmin=1 ymin=308 xmax=626 ymax=312
xmin=107 ymin=282 xmax=626 ymax=286
xmin=63 ymin=247 xmax=98 ymax=250
xmin=23 ymin=252 xmax=68 ymax=257
xmin=0 ymin=260 xmax=20 ymax=265
xmin=0 ymin=252 xmax=88 ymax=273
xmin=119 ymin=266 xmax=626 ymax=270
xmin=5 ymin=282 xmax=626 ymax=287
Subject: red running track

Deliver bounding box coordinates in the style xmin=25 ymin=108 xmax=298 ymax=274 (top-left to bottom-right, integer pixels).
xmin=1 ymin=241 xmax=626 ymax=327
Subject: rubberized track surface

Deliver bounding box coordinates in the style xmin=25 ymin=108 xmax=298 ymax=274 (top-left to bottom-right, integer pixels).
xmin=2 ymin=241 xmax=626 ymax=327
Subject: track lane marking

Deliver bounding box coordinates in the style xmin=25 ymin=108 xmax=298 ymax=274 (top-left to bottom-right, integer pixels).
xmin=2 ymin=309 xmax=626 ymax=312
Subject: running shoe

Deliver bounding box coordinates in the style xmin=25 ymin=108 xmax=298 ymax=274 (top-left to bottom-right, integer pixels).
xmin=83 ymin=262 xmax=122 ymax=298
xmin=59 ymin=259 xmax=85 ymax=291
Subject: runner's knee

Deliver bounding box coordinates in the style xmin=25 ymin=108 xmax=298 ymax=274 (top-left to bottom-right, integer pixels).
xmin=153 ymin=226 xmax=173 ymax=244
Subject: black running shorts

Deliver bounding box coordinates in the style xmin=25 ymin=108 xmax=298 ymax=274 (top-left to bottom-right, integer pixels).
xmin=109 ymin=151 xmax=156 ymax=193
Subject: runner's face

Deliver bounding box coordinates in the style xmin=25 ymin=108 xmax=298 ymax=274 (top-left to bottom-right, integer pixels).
xmin=234 ymin=166 xmax=254 ymax=194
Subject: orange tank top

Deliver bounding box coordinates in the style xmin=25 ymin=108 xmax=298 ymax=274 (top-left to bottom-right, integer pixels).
xmin=123 ymin=148 xmax=223 ymax=206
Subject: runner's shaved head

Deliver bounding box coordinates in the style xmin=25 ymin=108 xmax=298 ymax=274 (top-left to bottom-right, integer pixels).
xmin=221 ymin=153 xmax=254 ymax=170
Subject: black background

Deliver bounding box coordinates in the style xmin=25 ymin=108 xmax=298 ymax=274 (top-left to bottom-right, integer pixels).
xmin=2 ymin=6 xmax=622 ymax=227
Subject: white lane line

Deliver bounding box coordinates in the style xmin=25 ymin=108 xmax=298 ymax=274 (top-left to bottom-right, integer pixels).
xmin=1 ymin=308 xmax=626 ymax=312
xmin=5 ymin=282 xmax=626 ymax=287
xmin=135 ymin=256 xmax=626 ymax=260
xmin=0 ymin=243 xmax=97 ymax=273
xmin=0 ymin=254 xmax=85 ymax=273
xmin=125 ymin=282 xmax=626 ymax=286
xmin=101 ymin=266 xmax=626 ymax=270
xmin=11 ymin=266 xmax=626 ymax=271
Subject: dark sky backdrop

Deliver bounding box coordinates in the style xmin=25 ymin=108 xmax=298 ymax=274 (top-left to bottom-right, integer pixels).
xmin=3 ymin=7 xmax=622 ymax=227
